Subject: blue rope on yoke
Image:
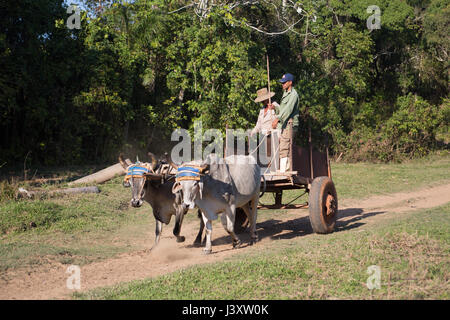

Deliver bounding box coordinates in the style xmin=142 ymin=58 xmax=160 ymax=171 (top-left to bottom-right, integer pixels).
xmin=175 ymin=165 xmax=204 ymax=181
xmin=126 ymin=165 xmax=150 ymax=177
xmin=177 ymin=167 xmax=201 ymax=173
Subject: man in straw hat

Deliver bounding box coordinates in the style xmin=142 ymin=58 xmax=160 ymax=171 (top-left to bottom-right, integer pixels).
xmin=250 ymin=87 xmax=279 ymax=137
xmin=271 ymin=73 xmax=299 ymax=172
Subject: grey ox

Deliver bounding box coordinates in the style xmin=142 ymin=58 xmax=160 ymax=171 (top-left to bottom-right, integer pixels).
xmin=170 ymin=154 xmax=261 ymax=254
xmin=119 ymin=153 xmax=204 ymax=250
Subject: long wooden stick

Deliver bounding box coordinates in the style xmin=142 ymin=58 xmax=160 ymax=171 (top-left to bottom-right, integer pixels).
xmin=266 ymin=54 xmax=271 ymax=104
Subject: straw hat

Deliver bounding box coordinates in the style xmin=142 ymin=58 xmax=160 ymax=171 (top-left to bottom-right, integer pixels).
xmin=254 ymin=88 xmax=275 ymax=103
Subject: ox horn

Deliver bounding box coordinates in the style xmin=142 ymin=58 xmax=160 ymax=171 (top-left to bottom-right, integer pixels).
xmin=118 ymin=153 xmax=128 ymax=170
xmin=164 ymin=152 xmax=179 ymax=170
xmin=148 ymin=152 xmax=158 ymax=171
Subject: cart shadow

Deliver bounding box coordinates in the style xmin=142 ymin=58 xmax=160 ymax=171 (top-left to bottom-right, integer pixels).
xmin=209 ymin=207 xmax=387 ymax=245
xmin=335 ymin=208 xmax=386 ymax=232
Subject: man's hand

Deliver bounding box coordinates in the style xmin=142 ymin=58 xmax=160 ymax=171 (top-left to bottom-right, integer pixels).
xmin=268 ymin=103 xmax=275 ymax=110
xmin=272 ymin=118 xmax=279 ymax=129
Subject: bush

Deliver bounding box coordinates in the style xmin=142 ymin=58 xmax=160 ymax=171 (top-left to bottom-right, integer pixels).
xmin=385 ymin=94 xmax=446 ymax=156
xmin=342 ymin=94 xmax=448 ymax=162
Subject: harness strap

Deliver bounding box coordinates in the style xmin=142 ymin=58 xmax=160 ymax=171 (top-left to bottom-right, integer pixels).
xmin=176 ymin=175 xmax=201 ymax=181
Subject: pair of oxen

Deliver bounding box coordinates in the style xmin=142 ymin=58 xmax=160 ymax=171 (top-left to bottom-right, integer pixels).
xmin=119 ymin=153 xmax=261 ymax=254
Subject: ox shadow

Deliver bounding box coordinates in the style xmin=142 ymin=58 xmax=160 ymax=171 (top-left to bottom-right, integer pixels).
xmin=208 ymin=207 xmax=387 ymax=248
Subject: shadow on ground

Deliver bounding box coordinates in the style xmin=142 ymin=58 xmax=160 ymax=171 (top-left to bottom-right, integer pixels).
xmin=208 ymin=207 xmax=387 ymax=247
xmin=336 ymin=208 xmax=386 ymax=232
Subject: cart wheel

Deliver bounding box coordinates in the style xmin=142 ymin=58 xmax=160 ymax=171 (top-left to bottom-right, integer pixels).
xmin=308 ymin=176 xmax=338 ymax=234
xmin=234 ymin=208 xmax=249 ymax=234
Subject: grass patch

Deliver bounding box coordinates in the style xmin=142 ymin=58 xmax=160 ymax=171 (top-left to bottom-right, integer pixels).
xmin=0 ymin=201 xmax=64 ymax=234
xmin=331 ymin=153 xmax=450 ymax=200
xmin=76 ymin=203 xmax=450 ymax=300
xmin=0 ymin=175 xmax=157 ymax=271
xmin=258 ymin=153 xmax=450 ymax=207
xmin=0 ymin=179 xmax=19 ymax=202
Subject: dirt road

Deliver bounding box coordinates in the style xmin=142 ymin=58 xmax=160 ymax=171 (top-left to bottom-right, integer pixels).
xmin=1 ymin=183 xmax=449 ymax=299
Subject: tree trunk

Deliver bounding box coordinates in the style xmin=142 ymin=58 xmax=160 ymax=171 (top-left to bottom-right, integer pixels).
xmin=68 ymin=159 xmax=131 ymax=185
xmin=18 ymin=186 xmax=100 ymax=199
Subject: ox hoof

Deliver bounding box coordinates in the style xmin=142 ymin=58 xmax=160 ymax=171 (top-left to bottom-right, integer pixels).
xmin=250 ymin=236 xmax=259 ymax=245
xmin=176 ymin=236 xmax=186 ymax=243
xmin=202 ymin=248 xmax=212 ymax=255
xmin=232 ymin=239 xmax=242 ymax=249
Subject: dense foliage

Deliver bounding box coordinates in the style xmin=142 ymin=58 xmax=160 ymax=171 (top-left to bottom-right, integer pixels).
xmin=0 ymin=0 xmax=448 ymax=166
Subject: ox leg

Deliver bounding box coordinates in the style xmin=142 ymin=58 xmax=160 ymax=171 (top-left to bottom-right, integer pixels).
xmin=194 ymin=209 xmax=205 ymax=247
xmin=241 ymin=203 xmax=257 ymax=245
xmin=151 ymin=220 xmax=163 ymax=250
xmin=221 ymin=208 xmax=241 ymax=249
xmin=202 ymin=214 xmax=213 ymax=255
xmin=173 ymin=207 xmax=186 ymax=243
xmin=249 ymin=197 xmax=259 ymax=244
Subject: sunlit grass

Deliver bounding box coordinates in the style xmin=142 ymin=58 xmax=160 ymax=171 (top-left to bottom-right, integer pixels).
xmin=76 ymin=203 xmax=450 ymax=300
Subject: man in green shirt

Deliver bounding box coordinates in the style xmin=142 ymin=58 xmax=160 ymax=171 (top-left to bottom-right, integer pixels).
xmin=271 ymin=73 xmax=299 ymax=172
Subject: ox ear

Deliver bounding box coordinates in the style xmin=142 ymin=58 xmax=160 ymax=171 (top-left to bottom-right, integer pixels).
xmin=123 ymin=179 xmax=131 ymax=188
xmin=172 ymin=181 xmax=182 ymax=194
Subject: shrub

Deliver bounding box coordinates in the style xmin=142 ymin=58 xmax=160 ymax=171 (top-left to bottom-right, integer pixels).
xmin=342 ymin=94 xmax=448 ymax=162
xmin=384 ymin=94 xmax=446 ymax=157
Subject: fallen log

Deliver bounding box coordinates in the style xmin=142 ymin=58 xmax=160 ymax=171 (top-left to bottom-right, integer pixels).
xmin=18 ymin=186 xmax=100 ymax=199
xmin=68 ymin=159 xmax=132 ymax=185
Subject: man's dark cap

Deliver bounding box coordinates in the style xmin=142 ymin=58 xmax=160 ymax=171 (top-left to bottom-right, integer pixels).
xmin=279 ymin=73 xmax=294 ymax=83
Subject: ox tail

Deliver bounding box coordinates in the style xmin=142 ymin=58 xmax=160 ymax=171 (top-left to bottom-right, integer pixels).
xmin=259 ymin=174 xmax=266 ymax=198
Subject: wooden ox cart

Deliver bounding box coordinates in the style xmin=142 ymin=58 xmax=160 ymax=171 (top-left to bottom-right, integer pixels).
xmin=231 ymin=130 xmax=338 ymax=235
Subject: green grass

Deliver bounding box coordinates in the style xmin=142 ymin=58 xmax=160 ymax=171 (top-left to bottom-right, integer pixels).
xmin=0 ymin=201 xmax=65 ymax=234
xmin=331 ymin=152 xmax=450 ymax=200
xmin=0 ymin=174 xmax=205 ymax=272
xmin=0 ymin=177 xmax=144 ymax=236
xmin=259 ymin=151 xmax=450 ymax=206
xmin=75 ymin=203 xmax=450 ymax=300
xmin=0 ymin=176 xmax=153 ymax=271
